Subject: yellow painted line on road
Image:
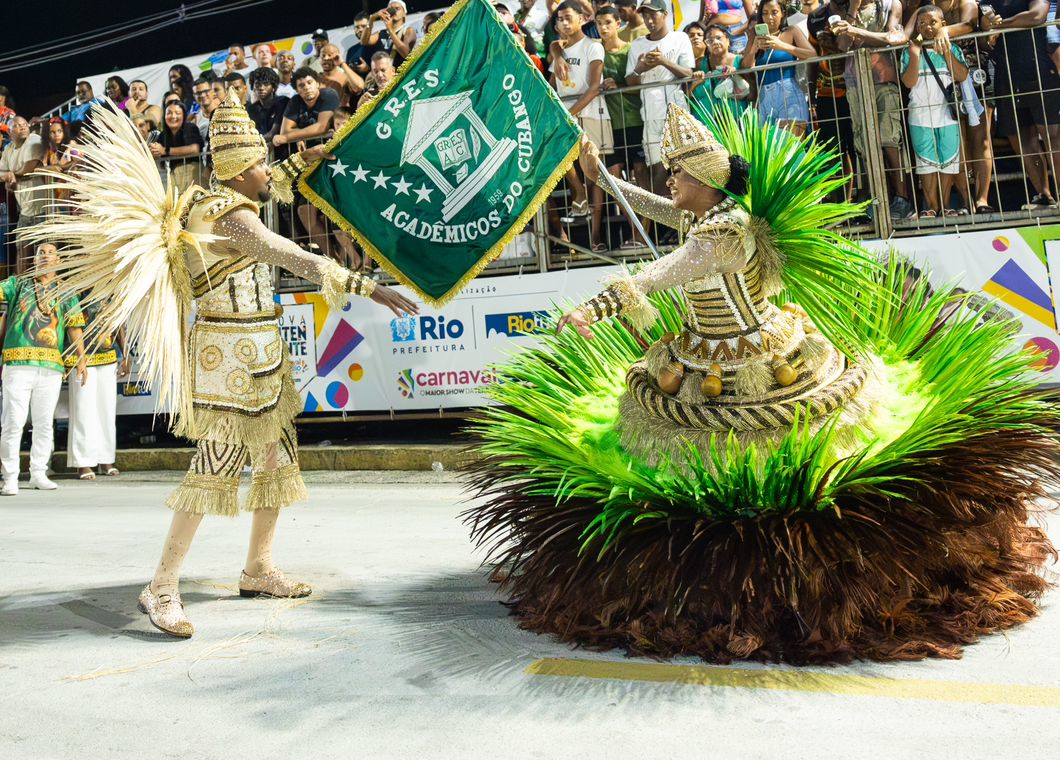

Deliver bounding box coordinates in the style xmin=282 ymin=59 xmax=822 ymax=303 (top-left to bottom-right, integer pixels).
xmin=526 ymin=658 xmax=1060 ymax=708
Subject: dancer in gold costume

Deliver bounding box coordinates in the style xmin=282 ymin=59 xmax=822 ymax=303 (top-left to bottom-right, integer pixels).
xmin=22 ymin=93 xmax=417 ymax=638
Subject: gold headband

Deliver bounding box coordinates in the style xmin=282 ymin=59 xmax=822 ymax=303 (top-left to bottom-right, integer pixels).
xmin=660 ymin=104 xmax=731 ymax=188
xmin=208 ymin=88 xmax=268 ymax=181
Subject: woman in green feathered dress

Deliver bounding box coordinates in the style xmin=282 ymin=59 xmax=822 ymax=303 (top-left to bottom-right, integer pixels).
xmin=464 ymin=106 xmax=1059 ymax=664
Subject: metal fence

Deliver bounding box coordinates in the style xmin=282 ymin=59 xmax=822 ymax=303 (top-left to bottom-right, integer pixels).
xmin=7 ymin=21 xmax=1060 ymax=286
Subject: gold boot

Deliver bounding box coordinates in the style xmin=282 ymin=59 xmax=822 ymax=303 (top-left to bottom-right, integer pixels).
xmin=137 ymin=584 xmax=194 ymax=639
xmin=238 ymin=568 xmax=312 ymax=599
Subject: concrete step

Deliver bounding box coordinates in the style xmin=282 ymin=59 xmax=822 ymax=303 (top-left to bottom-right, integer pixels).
xmin=21 ymin=443 xmax=478 ymax=474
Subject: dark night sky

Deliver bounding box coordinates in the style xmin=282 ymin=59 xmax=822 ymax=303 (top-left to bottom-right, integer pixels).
xmin=4 ymin=0 xmax=432 ymax=116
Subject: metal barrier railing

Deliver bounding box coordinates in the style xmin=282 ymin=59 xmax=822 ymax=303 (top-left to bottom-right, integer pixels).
xmin=9 ymin=21 xmax=1060 ymax=286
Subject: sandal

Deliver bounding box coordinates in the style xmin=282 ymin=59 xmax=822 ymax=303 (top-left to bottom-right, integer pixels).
xmin=590 ymin=242 xmax=608 ymax=253
xmin=943 ymin=208 xmax=960 ymax=217
xmin=79 ymin=471 xmax=96 ymax=481
xmin=569 ymin=199 xmax=589 ymax=217
xmin=918 ymin=209 xmax=937 ymax=219
xmin=975 ymin=204 xmax=995 ymax=214
xmin=620 ymin=239 xmax=646 ymax=250
xmin=98 ymin=466 xmax=120 ymax=476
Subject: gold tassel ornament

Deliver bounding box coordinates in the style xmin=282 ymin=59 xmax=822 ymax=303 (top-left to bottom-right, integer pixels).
xmin=734 ymin=357 xmax=773 ymax=397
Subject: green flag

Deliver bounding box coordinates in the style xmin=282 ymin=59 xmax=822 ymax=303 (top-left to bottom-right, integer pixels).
xmin=300 ymin=0 xmax=581 ymax=306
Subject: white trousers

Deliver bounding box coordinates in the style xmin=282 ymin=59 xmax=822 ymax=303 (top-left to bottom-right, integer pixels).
xmin=0 ymin=365 xmax=63 ymax=479
xmin=67 ymin=363 xmax=117 ymax=468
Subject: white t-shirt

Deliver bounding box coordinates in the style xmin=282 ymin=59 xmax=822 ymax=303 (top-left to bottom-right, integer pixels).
xmin=626 ymin=31 xmax=694 ymax=121
xmin=521 ymin=1 xmax=551 ymax=43
xmin=556 ymin=36 xmax=609 ymax=119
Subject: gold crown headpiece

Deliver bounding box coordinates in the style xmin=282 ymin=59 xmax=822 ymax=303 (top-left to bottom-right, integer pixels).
xmin=208 ymin=88 xmax=268 ymax=181
xmin=660 ymin=104 xmax=731 ymax=188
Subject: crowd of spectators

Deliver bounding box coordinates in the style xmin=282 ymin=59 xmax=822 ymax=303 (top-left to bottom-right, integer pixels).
xmin=5 ymin=0 xmax=1060 ymax=269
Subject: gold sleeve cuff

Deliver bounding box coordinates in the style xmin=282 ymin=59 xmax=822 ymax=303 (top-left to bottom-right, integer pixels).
xmin=270 ymin=153 xmax=309 ymax=206
xmin=578 ymin=286 xmax=625 ymax=325
xmin=319 ymin=259 xmax=376 ymax=310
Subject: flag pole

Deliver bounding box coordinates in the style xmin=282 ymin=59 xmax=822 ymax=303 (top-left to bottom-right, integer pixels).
xmin=595 ymin=158 xmax=662 ymax=260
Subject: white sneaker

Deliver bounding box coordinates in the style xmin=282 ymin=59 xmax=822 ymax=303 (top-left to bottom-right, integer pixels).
xmin=1 ymin=479 xmax=18 ymax=496
xmin=28 ymin=473 xmax=57 ymax=490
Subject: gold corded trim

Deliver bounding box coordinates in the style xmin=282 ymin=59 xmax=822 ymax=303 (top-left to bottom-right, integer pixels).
xmin=296 ymin=0 xmax=579 ymax=307
xmin=66 ymin=313 xmax=86 ymax=328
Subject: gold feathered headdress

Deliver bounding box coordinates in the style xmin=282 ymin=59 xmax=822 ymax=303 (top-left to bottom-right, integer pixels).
xmin=660 ymin=103 xmax=731 ymax=188
xmin=209 ymin=88 xmax=268 ymax=180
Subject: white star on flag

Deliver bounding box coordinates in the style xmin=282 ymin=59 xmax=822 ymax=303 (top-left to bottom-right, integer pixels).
xmin=371 ymin=170 xmax=391 ymax=189
xmin=392 ymin=176 xmax=412 ymax=196
xmin=413 ymin=184 xmax=434 ymax=204
xmin=350 ymin=164 xmax=369 ymax=183
xmin=328 ymin=159 xmax=348 ymax=177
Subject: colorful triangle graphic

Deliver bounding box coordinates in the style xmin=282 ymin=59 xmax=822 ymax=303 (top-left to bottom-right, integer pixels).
xmin=982 ymin=258 xmax=1057 ymax=330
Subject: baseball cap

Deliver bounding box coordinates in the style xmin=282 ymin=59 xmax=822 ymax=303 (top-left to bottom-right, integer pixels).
xmin=311 ymin=28 xmax=329 ymax=40
xmin=637 ymin=0 xmax=667 ymax=11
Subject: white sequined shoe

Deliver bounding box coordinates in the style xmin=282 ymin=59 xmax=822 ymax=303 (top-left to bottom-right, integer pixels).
xmin=238 ymin=568 xmax=312 ymax=599
xmin=137 ymin=584 xmax=194 ymax=638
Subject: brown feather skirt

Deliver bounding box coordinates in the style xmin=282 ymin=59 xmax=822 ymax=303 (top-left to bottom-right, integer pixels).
xmin=463 ymin=426 xmax=1057 ymax=664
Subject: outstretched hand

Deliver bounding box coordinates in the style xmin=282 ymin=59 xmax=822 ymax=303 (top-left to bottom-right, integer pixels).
xmin=556 ymin=309 xmax=593 ymax=339
xmin=297 ymin=145 xmax=336 ymax=165
xmin=371 ymin=284 xmax=419 ymax=317
xmin=578 ymin=135 xmax=601 ymax=184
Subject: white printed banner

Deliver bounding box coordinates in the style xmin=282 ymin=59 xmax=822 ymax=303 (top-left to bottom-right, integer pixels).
xmin=47 ymin=224 xmax=1060 ymax=419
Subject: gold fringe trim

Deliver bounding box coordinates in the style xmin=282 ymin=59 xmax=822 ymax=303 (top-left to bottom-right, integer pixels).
xmin=319 ymin=258 xmax=354 ymax=312
xmin=244 ymin=463 xmax=307 ymax=512
xmin=176 ymin=370 xmax=302 ymax=448
xmin=604 ymin=273 xmax=660 ymax=332
xmin=677 ymin=371 xmax=706 ymax=405
xmin=166 ymin=476 xmax=240 ymax=517
xmin=800 ymin=332 xmax=832 ymax=374
xmin=644 ymin=341 xmax=672 ymax=377
xmin=734 ymin=357 xmax=774 ymax=397
xmin=748 ymin=217 xmax=784 ymax=297
xmin=295 ymin=0 xmax=581 ymax=307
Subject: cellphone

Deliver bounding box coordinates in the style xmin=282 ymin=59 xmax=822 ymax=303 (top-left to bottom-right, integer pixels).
xmin=980 ymin=4 xmax=994 ymax=14
xmin=755 ymin=23 xmax=770 ymax=36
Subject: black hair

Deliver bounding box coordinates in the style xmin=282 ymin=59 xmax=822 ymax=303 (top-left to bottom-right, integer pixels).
xmin=249 ymin=67 xmax=280 ymax=88
xmin=168 ymin=65 xmax=195 ymax=104
xmin=613 ymin=0 xmax=636 ymax=7
xmin=725 ymin=155 xmax=750 ymax=197
xmin=105 ymin=76 xmax=130 ymax=98
xmin=918 ymin=4 xmax=944 ymax=16
xmin=755 ymin=0 xmax=790 ymax=30
xmin=0 ymin=85 xmax=9 ymax=99
xmin=130 ymin=79 xmax=148 ymax=90
xmin=683 ymin=21 xmax=707 ymax=35
xmin=192 ymin=77 xmax=210 ymax=89
xmin=76 ymin=80 xmax=92 ymax=89
xmin=201 ymin=70 xmax=220 ymax=84
xmin=292 ymin=66 xmax=321 ymax=84
xmin=354 ymin=11 xmax=370 ymax=21
xmin=556 ymin=0 xmax=585 ymax=14
xmin=596 ymin=6 xmax=621 ymax=20
xmin=223 ymin=72 xmax=246 ymax=84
